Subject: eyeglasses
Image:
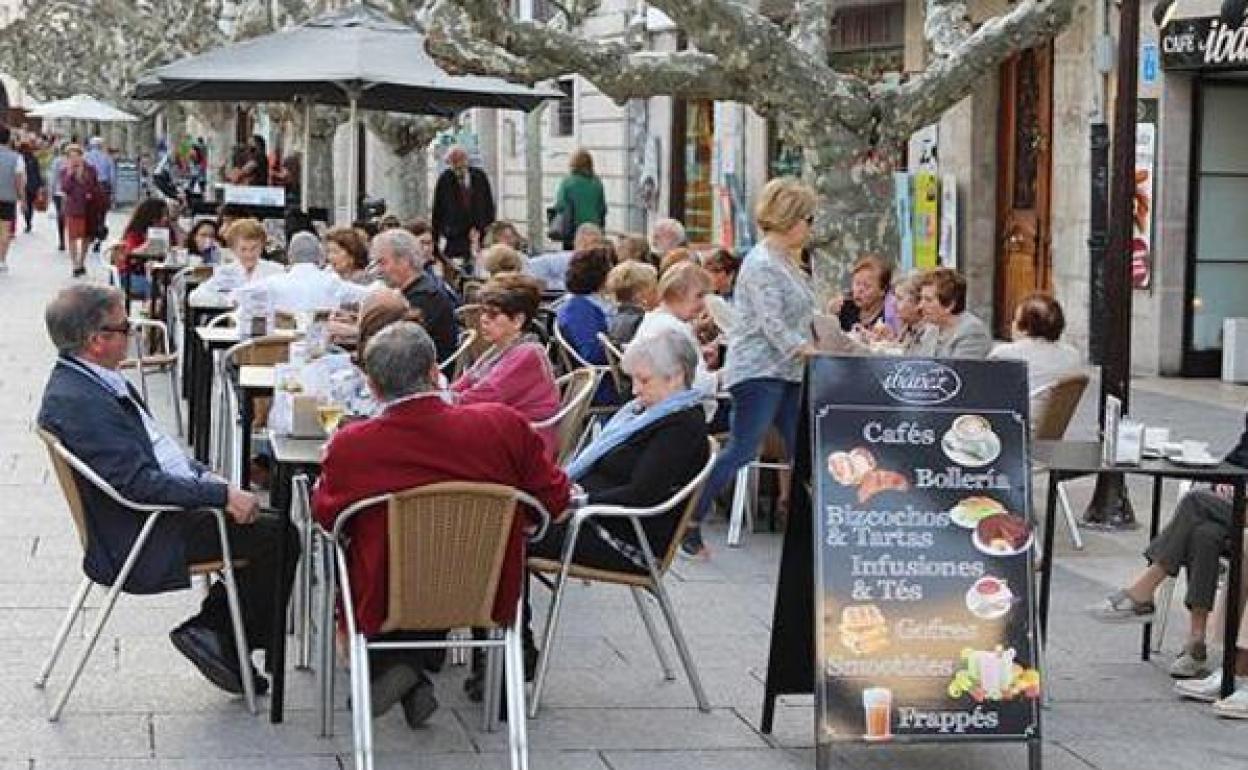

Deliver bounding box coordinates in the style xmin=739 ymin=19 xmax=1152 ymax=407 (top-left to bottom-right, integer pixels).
xmin=804 ymin=214 xmax=816 ymax=225
xmin=97 ymin=320 xmax=131 ymax=336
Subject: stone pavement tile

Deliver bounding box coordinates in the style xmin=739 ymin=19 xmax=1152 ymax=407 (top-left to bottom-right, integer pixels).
xmin=463 ymin=707 xmax=768 ymax=752
xmin=603 ymin=747 xmax=813 ymax=770
xmin=0 ymin=714 xmax=150 ymax=760
xmin=0 ymin=672 xmax=279 ymax=716
xmin=0 ymin=638 xmax=114 ymax=680
xmin=32 ymin=759 xmax=340 ymax=770
xmin=833 ymin=742 xmax=1082 ymax=770
xmin=364 ymin=750 xmax=608 ymax=770
xmin=0 ymin=583 xmax=87 ymax=611
xmin=537 ymin=663 xmax=763 ymax=709
xmin=1044 ymin=661 xmax=1177 ymax=705
xmin=0 ymin=609 xmax=84 ymax=640
xmin=739 ymin=704 xmax=814 ymax=749
xmin=0 ymin=514 xmax=76 ymax=539
xmin=1058 ymin=738 xmax=1248 ymax=769
xmin=1044 ymin=701 xmax=1242 ymax=744
xmin=604 ymin=630 xmax=772 ymax=671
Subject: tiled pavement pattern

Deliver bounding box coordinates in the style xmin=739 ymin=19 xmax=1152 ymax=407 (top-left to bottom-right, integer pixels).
xmin=0 ymin=212 xmax=1246 ymax=768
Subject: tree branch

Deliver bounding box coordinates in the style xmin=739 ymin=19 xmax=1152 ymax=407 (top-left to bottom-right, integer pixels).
xmin=924 ymin=0 xmax=975 ymax=59
xmin=425 ymin=0 xmax=748 ymax=102
xmin=885 ymin=0 xmax=1079 ymax=137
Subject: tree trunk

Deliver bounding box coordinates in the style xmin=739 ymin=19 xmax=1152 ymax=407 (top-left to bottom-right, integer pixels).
xmin=305 ymin=112 xmax=341 ymax=212
xmin=800 ymin=125 xmax=902 ymax=299
xmin=396 ymin=148 xmax=431 ymax=220
xmin=525 ymin=104 xmax=547 ymax=252
xmin=188 ymin=102 xmax=236 ymax=188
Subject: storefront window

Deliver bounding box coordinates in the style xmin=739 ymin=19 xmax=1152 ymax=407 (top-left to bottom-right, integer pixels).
xmin=683 ymin=100 xmax=714 ymax=244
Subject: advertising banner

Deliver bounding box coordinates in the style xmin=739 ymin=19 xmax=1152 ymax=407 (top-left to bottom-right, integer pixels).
xmin=809 ymin=356 xmax=1040 ymax=747
xmin=1133 ymin=101 xmax=1158 ymax=290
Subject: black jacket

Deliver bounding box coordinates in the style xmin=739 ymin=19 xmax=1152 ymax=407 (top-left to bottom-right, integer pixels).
xmin=402 ymin=271 xmax=458 ymax=363
xmin=37 ymin=358 xmax=228 ymax=594
xmin=431 ymin=166 xmax=495 ymax=258
xmin=580 ymin=406 xmax=710 ymax=555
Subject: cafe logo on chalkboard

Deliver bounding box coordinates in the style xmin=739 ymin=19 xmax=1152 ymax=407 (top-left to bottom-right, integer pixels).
xmin=1162 ymin=16 xmax=1248 ymax=70
xmin=880 ymin=362 xmax=962 ymax=406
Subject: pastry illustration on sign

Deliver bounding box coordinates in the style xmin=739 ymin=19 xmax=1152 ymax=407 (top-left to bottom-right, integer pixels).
xmin=941 ymin=414 xmax=1001 ymax=467
xmin=839 ymin=604 xmax=890 ymax=655
xmin=947 ymin=647 xmax=1040 ymax=702
xmin=827 ymin=447 xmax=909 ymax=503
xmin=949 ymin=496 xmax=1007 ymax=529
xmin=965 ymin=576 xmax=1015 ymax=620
xmin=972 ymin=513 xmax=1034 ymax=557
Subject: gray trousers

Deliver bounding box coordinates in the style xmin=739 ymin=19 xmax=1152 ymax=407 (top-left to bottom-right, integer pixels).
xmin=1144 ymin=489 xmax=1233 ymax=611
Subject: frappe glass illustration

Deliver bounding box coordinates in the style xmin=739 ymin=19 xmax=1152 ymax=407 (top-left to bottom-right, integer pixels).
xmin=862 ymin=687 xmax=893 ymax=741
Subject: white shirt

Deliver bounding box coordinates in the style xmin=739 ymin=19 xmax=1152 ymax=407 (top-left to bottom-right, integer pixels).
xmin=632 ymin=307 xmax=719 ymax=417
xmin=253 ymin=263 xmax=372 ymax=313
xmin=72 ymin=358 xmax=197 ymax=480
xmin=989 ymin=337 xmax=1082 ymax=396
xmin=525 ymin=251 xmax=574 ymax=292
xmin=189 ymin=258 xmax=286 ymax=307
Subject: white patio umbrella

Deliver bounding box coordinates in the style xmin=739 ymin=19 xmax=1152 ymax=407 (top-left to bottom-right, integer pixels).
xmin=134 ymin=3 xmax=559 ymax=222
xmin=28 ymin=94 xmax=138 ymax=122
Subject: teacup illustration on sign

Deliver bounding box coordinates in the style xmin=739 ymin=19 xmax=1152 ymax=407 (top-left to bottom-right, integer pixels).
xmin=965 ymin=575 xmax=1015 ymax=620
xmin=941 ymin=414 xmax=1001 ymax=467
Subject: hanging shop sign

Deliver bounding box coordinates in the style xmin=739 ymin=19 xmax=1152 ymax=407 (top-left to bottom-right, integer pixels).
xmin=1161 ymin=16 xmax=1248 ymax=70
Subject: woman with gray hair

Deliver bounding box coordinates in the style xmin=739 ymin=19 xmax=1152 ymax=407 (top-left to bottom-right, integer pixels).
xmin=527 ymin=327 xmax=710 ymax=576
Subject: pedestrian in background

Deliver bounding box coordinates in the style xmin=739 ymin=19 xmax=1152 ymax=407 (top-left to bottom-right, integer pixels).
xmin=551 ymin=148 xmax=607 ymax=250
xmin=48 ymin=142 xmax=67 ymax=251
xmin=84 ymin=138 xmax=114 ymax=251
xmin=59 ymin=144 xmax=98 ymax=278
xmin=431 ymin=145 xmax=495 ymax=266
xmin=0 ymin=125 xmax=27 ymax=274
xmin=19 ymin=140 xmax=45 ymax=234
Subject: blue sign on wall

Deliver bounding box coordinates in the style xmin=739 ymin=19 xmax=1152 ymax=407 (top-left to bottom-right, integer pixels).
xmin=1141 ymin=42 xmax=1160 ymax=85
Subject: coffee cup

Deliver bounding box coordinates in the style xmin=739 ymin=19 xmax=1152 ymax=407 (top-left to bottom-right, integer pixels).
xmin=950 ymin=414 xmax=995 ymax=458
xmin=1182 ymin=440 xmax=1209 ymax=461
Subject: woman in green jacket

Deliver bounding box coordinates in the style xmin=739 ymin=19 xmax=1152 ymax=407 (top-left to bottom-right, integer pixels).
xmin=553 ymin=148 xmax=607 ymax=249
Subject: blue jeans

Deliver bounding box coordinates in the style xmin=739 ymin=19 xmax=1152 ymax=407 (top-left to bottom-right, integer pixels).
xmin=694 ymin=377 xmax=801 ymax=524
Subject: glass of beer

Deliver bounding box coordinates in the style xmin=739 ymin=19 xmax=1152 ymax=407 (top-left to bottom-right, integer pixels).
xmin=316 ymin=398 xmax=346 ymax=435
xmin=862 ymin=687 xmax=892 ymax=742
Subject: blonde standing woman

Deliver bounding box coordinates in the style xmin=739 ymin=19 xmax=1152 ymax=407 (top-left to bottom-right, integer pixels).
xmin=683 ymin=178 xmax=819 ymax=558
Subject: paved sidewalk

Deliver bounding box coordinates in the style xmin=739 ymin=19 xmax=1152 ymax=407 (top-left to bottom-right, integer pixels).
xmin=0 ymin=212 xmax=1245 ymax=768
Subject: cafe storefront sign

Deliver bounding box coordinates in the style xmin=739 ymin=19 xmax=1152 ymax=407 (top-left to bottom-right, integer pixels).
xmin=1162 ymin=16 xmax=1248 ymax=70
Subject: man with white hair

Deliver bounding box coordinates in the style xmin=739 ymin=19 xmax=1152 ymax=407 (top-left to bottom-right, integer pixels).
xmin=372 ymin=228 xmax=457 ymax=361
xmin=431 ymin=145 xmax=495 ymax=265
xmin=251 ymin=232 xmax=372 ymax=313
xmin=650 ymin=217 xmax=687 ymax=257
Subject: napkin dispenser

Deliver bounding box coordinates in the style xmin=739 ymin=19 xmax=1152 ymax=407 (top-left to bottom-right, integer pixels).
xmin=290 ymin=395 xmax=327 ymax=440
xmin=1115 ymin=420 xmax=1144 ymax=466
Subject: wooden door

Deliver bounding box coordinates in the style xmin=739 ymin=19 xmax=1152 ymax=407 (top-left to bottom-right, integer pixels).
xmin=995 ymin=45 xmax=1054 ymax=338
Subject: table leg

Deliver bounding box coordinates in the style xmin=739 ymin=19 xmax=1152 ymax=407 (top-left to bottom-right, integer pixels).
xmin=1142 ymin=476 xmax=1163 ymax=661
xmin=1222 ymin=481 xmax=1245 ymax=699
xmin=193 ymin=340 xmax=212 ymax=463
xmin=1040 ymin=470 xmax=1059 ymax=643
xmin=268 ymin=459 xmax=292 ymax=723
xmin=240 ymin=392 xmax=254 ymax=490
xmin=123 ymin=267 xmax=133 ymax=312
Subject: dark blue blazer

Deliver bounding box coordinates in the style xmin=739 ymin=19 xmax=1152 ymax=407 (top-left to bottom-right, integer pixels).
xmin=37 ymin=358 xmax=228 ymax=594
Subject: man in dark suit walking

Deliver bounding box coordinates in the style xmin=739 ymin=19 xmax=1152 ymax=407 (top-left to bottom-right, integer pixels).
xmin=37 ymin=284 xmax=297 ymax=696
xmin=431 ymin=145 xmax=495 ymax=265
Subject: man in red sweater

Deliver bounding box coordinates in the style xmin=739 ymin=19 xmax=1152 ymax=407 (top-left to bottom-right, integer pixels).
xmin=312 ymin=322 xmax=569 ymax=728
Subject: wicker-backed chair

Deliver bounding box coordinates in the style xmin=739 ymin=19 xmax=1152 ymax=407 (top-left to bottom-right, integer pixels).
xmin=531 ymin=368 xmax=600 ymax=465
xmin=1031 ymin=371 xmax=1091 ymax=550
xmin=527 ymin=437 xmax=719 ymax=717
xmin=440 ymin=328 xmax=479 ymax=378
xmin=216 ymin=335 xmax=292 ymax=482
xmin=596 ymin=332 xmax=630 ymax=401
xmin=33 ymin=428 xmax=257 ymax=721
xmin=316 ymin=482 xmax=550 ymax=770
xmin=118 ymin=318 xmax=184 ymax=436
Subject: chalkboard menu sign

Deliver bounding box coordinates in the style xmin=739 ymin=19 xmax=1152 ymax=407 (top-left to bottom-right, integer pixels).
xmin=810 ymin=356 xmax=1040 ymax=747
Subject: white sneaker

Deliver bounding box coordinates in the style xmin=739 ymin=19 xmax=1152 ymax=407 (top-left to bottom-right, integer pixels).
xmin=1175 ymin=670 xmax=1225 ymax=702
xmin=1170 ymin=641 xmax=1212 ymax=678
xmin=1212 ymin=686 xmax=1248 ymax=719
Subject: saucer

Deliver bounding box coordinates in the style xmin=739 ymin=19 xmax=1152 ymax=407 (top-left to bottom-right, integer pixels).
xmin=941 ymin=430 xmax=1001 ymax=467
xmin=1168 ymin=454 xmax=1219 ymax=468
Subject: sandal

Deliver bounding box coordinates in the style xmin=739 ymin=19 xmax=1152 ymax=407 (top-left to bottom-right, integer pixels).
xmin=1089 ymin=589 xmax=1155 ymax=623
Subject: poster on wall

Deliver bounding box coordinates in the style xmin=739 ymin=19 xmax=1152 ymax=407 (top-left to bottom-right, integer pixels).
xmin=939 ymin=174 xmax=958 ymax=269
xmin=810 ymin=356 xmax=1040 ymax=752
xmin=913 ymin=172 xmax=940 ymax=269
xmin=895 ymin=173 xmax=915 ymax=272
xmin=1133 ymin=99 xmax=1158 ymax=290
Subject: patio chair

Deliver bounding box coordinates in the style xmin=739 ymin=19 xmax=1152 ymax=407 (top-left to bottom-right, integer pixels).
xmin=119 ymin=318 xmax=184 ymax=436
xmin=33 ymin=428 xmax=257 ymax=721
xmin=440 ymin=328 xmax=479 ymax=379
xmin=531 ymin=368 xmax=600 ymax=466
xmin=596 ymin=332 xmax=630 ymax=401
xmin=1031 ymin=371 xmax=1091 ymax=549
xmin=526 ymin=437 xmax=719 ymax=717
xmin=216 ymin=335 xmax=292 ymax=483
xmin=315 ymin=482 xmax=551 ymax=770
xmin=726 ymin=427 xmax=791 ymax=548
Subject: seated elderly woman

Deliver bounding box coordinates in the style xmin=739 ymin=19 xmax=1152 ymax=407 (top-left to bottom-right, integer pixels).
xmin=989 ymin=292 xmax=1081 ymax=395
xmin=450 ymin=273 xmax=559 ymax=455
xmin=324 ymin=226 xmax=371 ymax=285
xmin=555 ymin=246 xmax=618 ymax=403
xmin=605 ymin=260 xmax=658 ymax=346
xmin=633 ymin=261 xmax=718 ymax=410
xmin=528 ymin=327 xmax=710 ymax=576
xmin=915 ymin=267 xmax=991 ymax=359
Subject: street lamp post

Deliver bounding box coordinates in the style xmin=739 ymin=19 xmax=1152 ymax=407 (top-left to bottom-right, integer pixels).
xmin=1084 ymin=0 xmax=1141 ymax=528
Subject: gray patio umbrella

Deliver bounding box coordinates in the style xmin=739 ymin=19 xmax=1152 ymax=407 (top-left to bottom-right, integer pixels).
xmin=134 ymin=3 xmax=559 ymax=220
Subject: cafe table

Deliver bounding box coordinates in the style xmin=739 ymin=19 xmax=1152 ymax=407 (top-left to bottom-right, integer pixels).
xmin=266 ymin=430 xmax=326 ymax=724
xmin=1033 ymin=440 xmax=1248 ymax=698
xmin=237 ymin=365 xmax=276 ymax=490
xmin=184 ymin=298 xmax=232 ymax=448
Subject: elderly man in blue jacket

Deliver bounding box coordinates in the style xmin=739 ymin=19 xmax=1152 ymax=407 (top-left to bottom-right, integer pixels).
xmin=37 ymin=284 xmax=297 ymax=696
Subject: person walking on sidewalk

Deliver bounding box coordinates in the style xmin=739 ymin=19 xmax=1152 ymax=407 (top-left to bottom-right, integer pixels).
xmin=84 ymin=137 xmax=114 ymax=253
xmin=48 ymin=142 xmax=67 ymax=251
xmin=19 ymin=140 xmax=45 ymax=234
xmin=0 ymin=125 xmax=26 ymax=275
xmin=59 ymin=144 xmax=98 ymax=278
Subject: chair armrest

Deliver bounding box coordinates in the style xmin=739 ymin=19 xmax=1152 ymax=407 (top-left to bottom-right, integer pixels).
xmin=514 ymin=490 xmax=553 ymax=543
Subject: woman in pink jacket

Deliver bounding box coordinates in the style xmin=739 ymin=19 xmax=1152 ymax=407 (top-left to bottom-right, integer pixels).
xmin=451 ymin=273 xmax=560 ymax=456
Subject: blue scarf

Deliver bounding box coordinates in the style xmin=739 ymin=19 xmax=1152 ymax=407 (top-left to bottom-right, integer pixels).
xmin=565 ymin=388 xmax=703 ymax=481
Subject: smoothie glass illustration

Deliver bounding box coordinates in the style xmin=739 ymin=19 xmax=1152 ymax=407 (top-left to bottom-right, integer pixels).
xmin=862 ymin=687 xmax=893 ymax=741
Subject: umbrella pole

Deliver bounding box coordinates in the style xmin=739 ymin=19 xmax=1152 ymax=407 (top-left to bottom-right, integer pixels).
xmin=301 ymin=98 xmax=313 ymax=214
xmin=347 ymin=93 xmax=359 ymax=225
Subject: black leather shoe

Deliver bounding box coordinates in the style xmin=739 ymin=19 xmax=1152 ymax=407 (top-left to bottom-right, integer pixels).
xmin=400 ymin=678 xmax=438 ymax=729
xmin=170 ymin=622 xmax=244 ymax=695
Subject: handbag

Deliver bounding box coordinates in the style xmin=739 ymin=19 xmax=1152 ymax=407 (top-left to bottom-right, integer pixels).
xmin=546 ymin=206 xmax=569 ymax=242
xmin=33 ymin=187 xmax=48 ymax=212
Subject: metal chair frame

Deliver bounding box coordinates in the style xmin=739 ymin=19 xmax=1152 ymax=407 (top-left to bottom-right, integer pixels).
xmin=122 ymin=317 xmax=184 ymax=436
xmin=531 ymin=368 xmax=601 ymax=466
xmin=314 ymin=482 xmax=551 ymax=770
xmin=33 ymin=428 xmax=257 ymax=721
xmin=1031 ymin=372 xmax=1091 ymax=550
xmin=527 ymin=438 xmax=719 ymax=717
